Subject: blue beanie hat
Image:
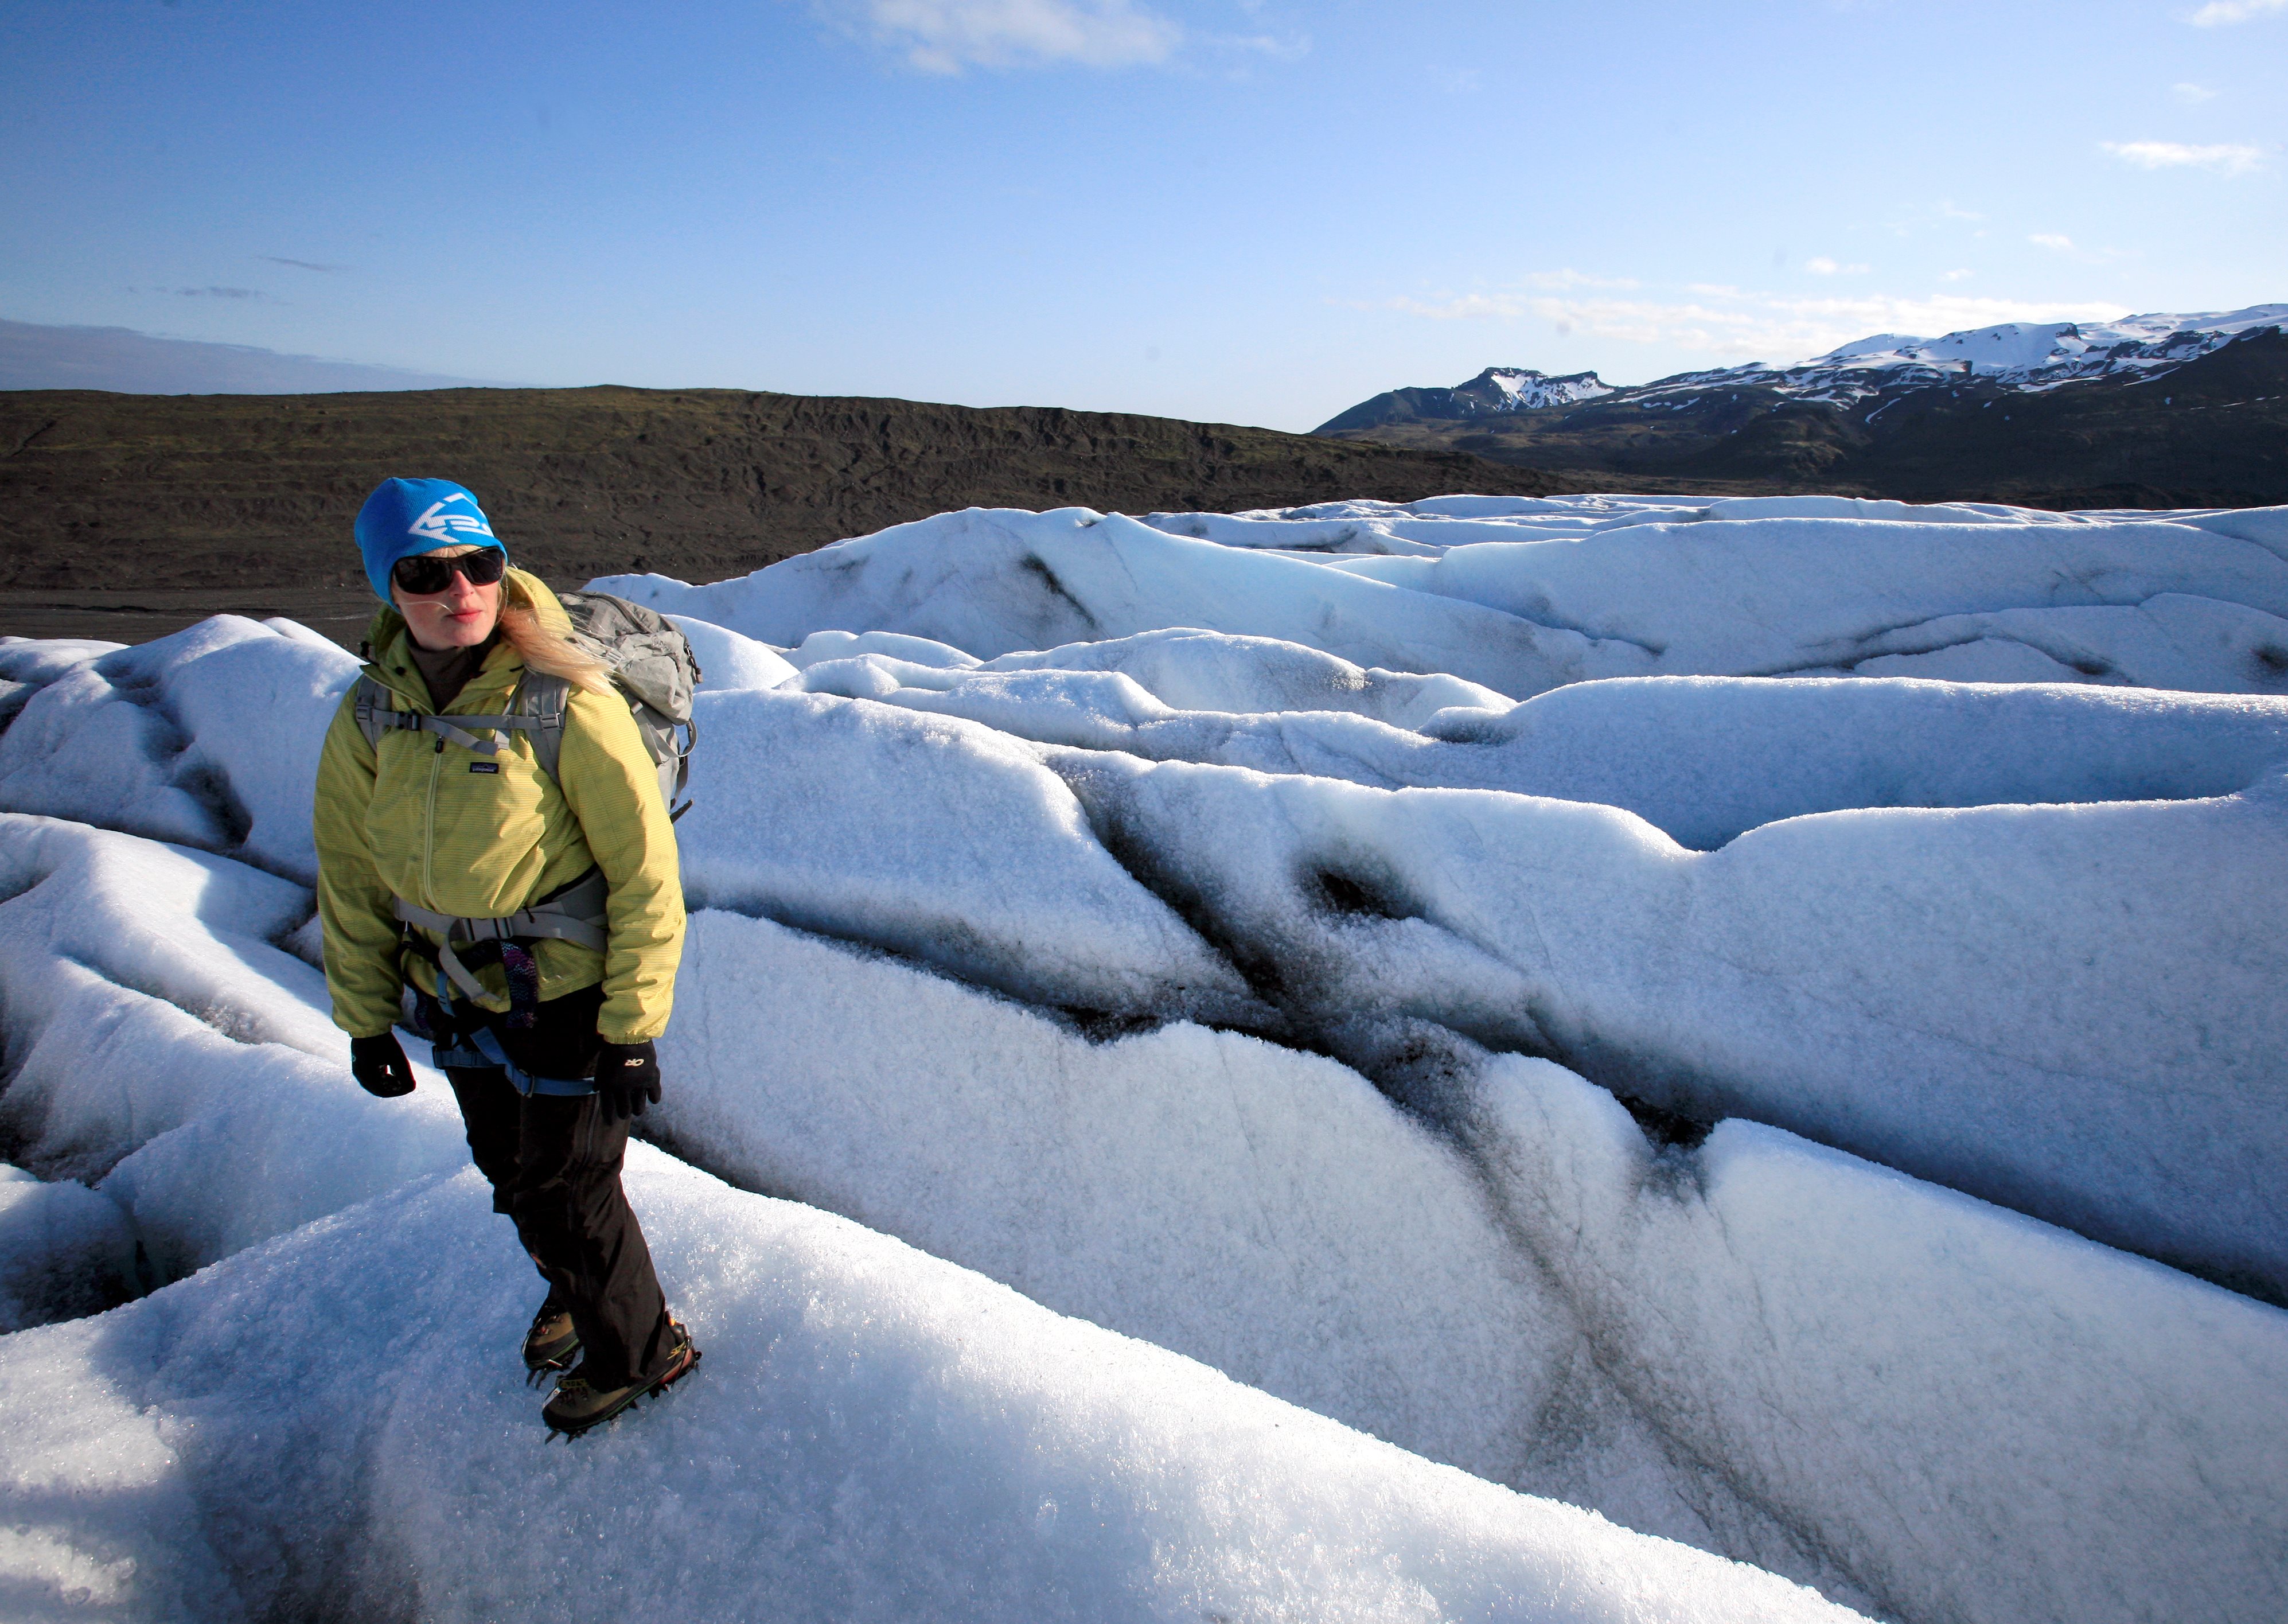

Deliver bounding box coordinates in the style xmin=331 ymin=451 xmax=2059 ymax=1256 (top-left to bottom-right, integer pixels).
xmin=354 ymin=477 xmax=507 ymax=604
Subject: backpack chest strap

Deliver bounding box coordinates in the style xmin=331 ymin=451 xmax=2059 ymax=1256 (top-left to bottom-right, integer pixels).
xmin=352 ymin=672 xmax=564 ymax=760
xmin=360 ymin=707 xmax=545 ymax=757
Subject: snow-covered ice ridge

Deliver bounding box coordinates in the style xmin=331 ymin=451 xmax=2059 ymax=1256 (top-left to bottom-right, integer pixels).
xmin=3 ymin=490 xmax=2287 ymax=1623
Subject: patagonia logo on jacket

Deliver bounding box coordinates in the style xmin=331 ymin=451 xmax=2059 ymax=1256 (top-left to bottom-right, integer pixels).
xmin=469 ymin=761 xmax=500 ymax=773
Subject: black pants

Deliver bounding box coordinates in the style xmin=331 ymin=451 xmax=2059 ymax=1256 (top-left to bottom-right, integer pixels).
xmin=433 ymin=987 xmax=674 ymax=1388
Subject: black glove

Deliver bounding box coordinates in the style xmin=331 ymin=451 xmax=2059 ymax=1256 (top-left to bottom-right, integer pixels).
xmin=349 ymin=1033 xmax=417 ymax=1099
xmin=594 ymin=1039 xmax=662 ymax=1123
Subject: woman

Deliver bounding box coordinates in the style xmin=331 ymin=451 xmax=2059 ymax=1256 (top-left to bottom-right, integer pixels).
xmin=313 ymin=476 xmax=697 ymax=1436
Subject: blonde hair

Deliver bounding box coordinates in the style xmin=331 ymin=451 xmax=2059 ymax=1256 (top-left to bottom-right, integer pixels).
xmin=498 ymin=601 xmax=614 ymax=696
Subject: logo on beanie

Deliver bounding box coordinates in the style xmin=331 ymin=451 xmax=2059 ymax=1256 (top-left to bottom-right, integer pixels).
xmin=407 ymin=493 xmax=497 ymax=546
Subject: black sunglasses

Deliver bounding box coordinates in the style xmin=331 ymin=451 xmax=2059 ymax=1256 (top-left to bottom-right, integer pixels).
xmin=392 ymin=548 xmax=508 ymax=595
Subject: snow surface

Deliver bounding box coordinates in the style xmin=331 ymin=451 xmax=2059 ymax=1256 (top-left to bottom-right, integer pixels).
xmin=779 ymin=658 xmax=2288 ymax=847
xmin=4 ymin=489 xmax=2288 ymax=1624
xmin=664 ymin=612 xmax=800 ymax=692
xmin=657 ymin=908 xmax=2288 ymax=1624
xmin=591 ymin=501 xmax=2288 ymax=698
xmin=0 ymin=1165 xmax=135 ymax=1332
xmin=0 ymin=617 xmax=354 ymax=882
xmin=0 ymin=814 xmax=1860 ymax=1624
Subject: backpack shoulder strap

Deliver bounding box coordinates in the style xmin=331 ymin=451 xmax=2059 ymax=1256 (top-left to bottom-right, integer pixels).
xmin=515 ymin=672 xmax=572 ymax=784
xmin=351 ymin=672 xmax=418 ymax=751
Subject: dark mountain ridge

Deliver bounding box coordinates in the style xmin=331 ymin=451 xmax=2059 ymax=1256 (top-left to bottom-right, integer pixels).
xmin=1317 ymin=316 xmax=2288 ymax=509
xmin=0 ymin=385 xmax=1590 ymax=645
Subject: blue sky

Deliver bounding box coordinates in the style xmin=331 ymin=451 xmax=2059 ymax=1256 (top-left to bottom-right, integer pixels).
xmin=1 ymin=0 xmax=2281 ymax=430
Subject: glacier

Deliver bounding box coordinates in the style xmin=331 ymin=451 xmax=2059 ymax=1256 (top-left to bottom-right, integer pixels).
xmin=1 ymin=491 xmax=2285 ymax=1623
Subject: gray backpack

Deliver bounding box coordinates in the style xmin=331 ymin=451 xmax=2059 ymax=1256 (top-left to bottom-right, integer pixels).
xmin=353 ymin=590 xmax=701 ymax=818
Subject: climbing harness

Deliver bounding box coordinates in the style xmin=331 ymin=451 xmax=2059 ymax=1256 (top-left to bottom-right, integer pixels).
xmin=420 ymin=982 xmax=599 ymax=1099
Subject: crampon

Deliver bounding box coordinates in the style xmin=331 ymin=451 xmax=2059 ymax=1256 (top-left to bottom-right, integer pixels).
xmin=541 ymin=1321 xmax=700 ymax=1438
xmin=523 ymin=1300 xmax=580 ymax=1387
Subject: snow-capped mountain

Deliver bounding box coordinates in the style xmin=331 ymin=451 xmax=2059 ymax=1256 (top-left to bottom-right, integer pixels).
xmin=1315 ymin=304 xmax=2288 ymax=507
xmin=1648 ymin=303 xmax=2288 ymax=407
xmin=1471 ymin=365 xmax=1616 ymax=410
xmin=1316 ymin=365 xmax=1612 ymax=433
xmin=1822 ymin=303 xmax=2288 ymax=373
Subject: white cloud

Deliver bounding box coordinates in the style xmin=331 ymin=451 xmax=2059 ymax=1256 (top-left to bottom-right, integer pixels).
xmin=1217 ymin=30 xmax=1309 ymax=61
xmin=1804 ymin=256 xmax=1870 ymax=275
xmin=1518 ymin=268 xmax=1640 ymax=291
xmin=1377 ymin=284 xmax=2130 ymax=367
xmin=2029 ymin=233 xmax=2075 ymax=250
xmin=2102 ymin=139 xmax=2263 ymax=173
xmin=2172 ymin=81 xmax=2220 ymax=102
xmin=1941 ymin=268 xmax=1974 ymax=282
xmin=826 ymin=0 xmax=1181 ymax=72
xmin=2189 ymin=0 xmax=2285 ymax=24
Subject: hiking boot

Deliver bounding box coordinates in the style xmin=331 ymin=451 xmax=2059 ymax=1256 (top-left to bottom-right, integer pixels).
xmin=541 ymin=1319 xmax=700 ymax=1437
xmin=523 ymin=1298 xmax=580 ymax=1379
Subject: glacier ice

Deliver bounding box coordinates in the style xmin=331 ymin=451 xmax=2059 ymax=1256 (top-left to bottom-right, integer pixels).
xmin=0 ymin=815 xmax=1860 ymax=1624
xmin=594 ymin=499 xmax=2288 ymax=696
xmin=3 ymin=489 xmax=2286 ymax=1623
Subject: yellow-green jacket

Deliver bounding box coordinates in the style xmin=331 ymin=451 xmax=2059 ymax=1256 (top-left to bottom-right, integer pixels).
xmin=313 ymin=570 xmax=684 ymax=1044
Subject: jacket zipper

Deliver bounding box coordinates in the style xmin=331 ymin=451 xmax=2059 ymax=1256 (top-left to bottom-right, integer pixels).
xmin=382 ymin=648 xmax=506 ymax=913
xmin=421 ymin=733 xmax=444 ymax=908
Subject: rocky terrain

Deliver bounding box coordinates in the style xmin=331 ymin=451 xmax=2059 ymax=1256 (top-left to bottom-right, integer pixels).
xmin=1319 ymin=309 xmax=2288 ymax=509
xmin=0 ymin=386 xmax=1591 ymax=645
